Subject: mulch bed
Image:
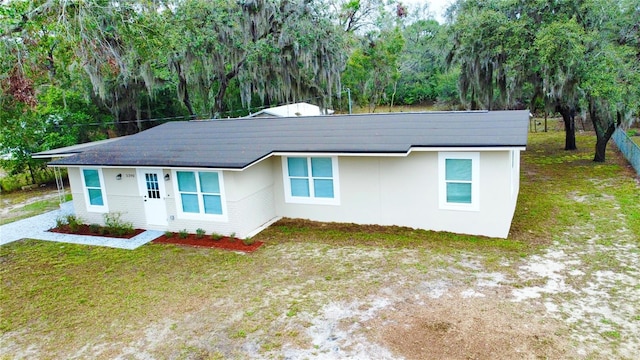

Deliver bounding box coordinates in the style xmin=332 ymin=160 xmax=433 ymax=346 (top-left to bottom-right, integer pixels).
xmin=152 ymin=234 xmax=263 ymax=253
xmin=49 ymin=225 xmax=145 ymax=239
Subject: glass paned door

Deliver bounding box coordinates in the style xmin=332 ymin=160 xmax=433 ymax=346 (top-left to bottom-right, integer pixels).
xmin=145 ymin=173 xmax=161 ymax=199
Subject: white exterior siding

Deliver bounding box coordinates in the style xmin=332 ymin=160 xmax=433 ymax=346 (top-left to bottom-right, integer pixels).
xmin=274 ymin=151 xmax=518 ymax=238
xmin=69 ymin=167 xmax=147 ymax=227
xmin=64 ymin=149 xmax=520 ymax=239
xmin=161 ymin=159 xmax=276 ymax=238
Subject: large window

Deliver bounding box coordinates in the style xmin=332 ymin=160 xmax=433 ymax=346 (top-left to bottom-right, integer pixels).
xmin=283 ymin=156 xmax=340 ymax=205
xmin=175 ymin=170 xmax=226 ymax=219
xmin=438 ymin=152 xmax=479 ymax=211
xmin=81 ymin=168 xmax=108 ymax=212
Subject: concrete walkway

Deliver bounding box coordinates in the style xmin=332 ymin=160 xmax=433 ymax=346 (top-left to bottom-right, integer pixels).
xmin=0 ymin=202 xmax=162 ymax=249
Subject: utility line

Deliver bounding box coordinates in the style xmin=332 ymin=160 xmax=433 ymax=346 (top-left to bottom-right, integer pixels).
xmin=68 ymin=94 xmax=341 ymax=128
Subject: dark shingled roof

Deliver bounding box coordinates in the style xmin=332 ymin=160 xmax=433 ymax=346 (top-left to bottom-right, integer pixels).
xmin=48 ymin=110 xmax=530 ymax=169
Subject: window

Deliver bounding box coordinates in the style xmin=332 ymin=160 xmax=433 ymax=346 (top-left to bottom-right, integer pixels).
xmin=81 ymin=168 xmax=108 ymax=212
xmin=283 ymin=156 xmax=340 ymax=205
xmin=438 ymin=152 xmax=479 ymax=211
xmin=175 ymin=170 xmax=226 ymax=219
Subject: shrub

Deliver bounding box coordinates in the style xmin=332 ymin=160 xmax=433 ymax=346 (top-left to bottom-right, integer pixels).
xmin=229 ymin=232 xmax=236 ymax=241
xmin=164 ymin=231 xmax=174 ymax=238
xmin=89 ymin=224 xmax=101 ymax=233
xmin=55 ymin=217 xmax=66 ymax=228
xmin=195 ymin=228 xmax=206 ymax=239
xmin=210 ymin=232 xmax=222 ymax=241
xmin=65 ymin=215 xmax=83 ymax=233
xmin=242 ymin=237 xmax=255 ymax=246
xmin=103 ymin=212 xmax=134 ymax=236
xmin=178 ymin=229 xmax=189 ymax=239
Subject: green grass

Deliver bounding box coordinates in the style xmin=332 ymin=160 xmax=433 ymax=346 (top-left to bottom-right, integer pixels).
xmin=1 ymin=130 xmax=639 ymax=358
xmin=0 ymin=193 xmax=72 ymax=225
xmin=0 ymin=241 xmax=250 ymax=342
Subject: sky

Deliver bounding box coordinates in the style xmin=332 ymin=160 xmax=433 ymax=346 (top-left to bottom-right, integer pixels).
xmin=404 ymin=0 xmax=453 ymax=23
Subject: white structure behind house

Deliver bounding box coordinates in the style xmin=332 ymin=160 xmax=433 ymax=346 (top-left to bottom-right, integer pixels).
xmin=247 ymin=102 xmax=333 ymax=118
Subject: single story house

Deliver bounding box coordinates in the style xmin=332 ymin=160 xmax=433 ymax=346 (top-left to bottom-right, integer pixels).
xmin=42 ymin=110 xmax=530 ymax=239
xmin=247 ymin=102 xmax=333 ymax=118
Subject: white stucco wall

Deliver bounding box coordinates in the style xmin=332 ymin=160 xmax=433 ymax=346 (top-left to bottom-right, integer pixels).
xmin=163 ymin=159 xmax=276 ymax=238
xmin=273 ymin=151 xmax=519 ymax=238
xmin=68 ymin=167 xmax=147 ymax=227
xmin=65 ymin=149 xmax=520 ymax=239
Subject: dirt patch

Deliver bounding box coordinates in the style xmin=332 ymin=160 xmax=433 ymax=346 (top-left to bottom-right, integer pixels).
xmin=152 ymin=234 xmax=264 ymax=252
xmin=369 ymin=294 xmax=567 ymax=359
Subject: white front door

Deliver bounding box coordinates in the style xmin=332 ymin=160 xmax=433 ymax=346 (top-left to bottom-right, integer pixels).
xmin=137 ymin=169 xmax=168 ymax=227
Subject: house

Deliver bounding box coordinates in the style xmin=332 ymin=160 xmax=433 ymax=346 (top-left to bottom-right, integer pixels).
xmin=41 ymin=111 xmax=530 ymax=239
xmin=247 ymin=102 xmax=333 ymax=118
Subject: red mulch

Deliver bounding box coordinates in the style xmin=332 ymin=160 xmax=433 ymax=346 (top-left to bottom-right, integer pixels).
xmin=152 ymin=234 xmax=263 ymax=253
xmin=49 ymin=225 xmax=145 ymax=239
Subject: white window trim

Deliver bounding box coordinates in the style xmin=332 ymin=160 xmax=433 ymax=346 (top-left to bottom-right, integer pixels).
xmin=80 ymin=167 xmax=109 ymax=213
xmin=282 ymin=156 xmax=340 ymax=205
xmin=172 ymin=169 xmax=228 ymax=222
xmin=438 ymin=152 xmax=480 ymax=211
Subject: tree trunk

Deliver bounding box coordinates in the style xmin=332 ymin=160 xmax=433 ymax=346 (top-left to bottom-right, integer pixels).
xmin=214 ymin=80 xmax=229 ymax=117
xmin=557 ymin=105 xmax=577 ymax=150
xmin=591 ymin=107 xmax=619 ymax=163
xmin=27 ymin=163 xmax=35 ymax=184
xmin=214 ymin=60 xmax=245 ymax=116
xmin=470 ymin=88 xmax=478 ymax=110
xmin=178 ymin=74 xmax=195 ymax=117
xmin=171 ymin=59 xmax=195 ymax=117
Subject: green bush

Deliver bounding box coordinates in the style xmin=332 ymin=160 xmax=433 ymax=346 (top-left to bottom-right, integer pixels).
xmin=102 ymin=212 xmax=134 ymax=236
xmin=89 ymin=224 xmax=101 ymax=233
xmin=195 ymin=228 xmax=206 ymax=239
xmin=178 ymin=229 xmax=189 ymax=239
xmin=55 ymin=216 xmax=66 ymax=228
xmin=0 ymin=167 xmax=63 ymax=192
xmin=65 ymin=215 xmax=83 ymax=233
xmin=164 ymin=231 xmax=174 ymax=238
xmin=242 ymin=237 xmax=255 ymax=246
xmin=210 ymin=232 xmax=222 ymax=241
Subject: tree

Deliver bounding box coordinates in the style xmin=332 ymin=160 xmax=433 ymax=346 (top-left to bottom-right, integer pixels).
xmin=446 ymin=1 xmax=528 ymax=110
xmin=579 ymin=0 xmax=640 ymax=161
xmin=169 ymin=0 xmax=345 ymax=116
xmin=445 ymin=0 xmax=640 ymax=157
xmin=534 ymin=19 xmax=586 ymax=151
xmin=342 ymin=25 xmax=405 ymax=111
xmin=394 ymin=19 xmax=448 ymax=105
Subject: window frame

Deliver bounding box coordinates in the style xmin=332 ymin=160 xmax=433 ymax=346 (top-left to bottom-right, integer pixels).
xmin=282 ymin=156 xmax=340 ymax=205
xmin=438 ymin=152 xmax=480 ymax=211
xmin=80 ymin=167 xmax=109 ymax=213
xmin=172 ymin=169 xmax=228 ymax=221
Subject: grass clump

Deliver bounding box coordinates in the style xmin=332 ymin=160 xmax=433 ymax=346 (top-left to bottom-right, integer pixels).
xmin=178 ymin=229 xmax=189 ymax=239
xmin=210 ymin=232 xmax=223 ymax=241
xmin=195 ymin=228 xmax=206 ymax=239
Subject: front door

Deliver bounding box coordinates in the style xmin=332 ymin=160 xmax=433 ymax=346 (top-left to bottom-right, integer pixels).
xmin=137 ymin=169 xmax=168 ymax=227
